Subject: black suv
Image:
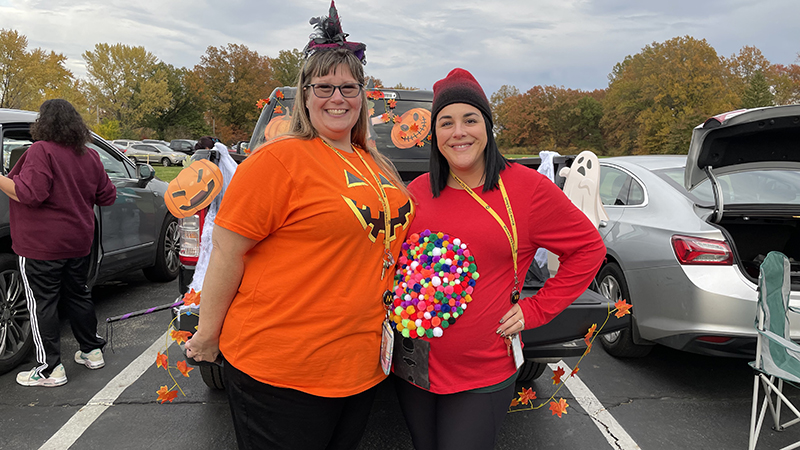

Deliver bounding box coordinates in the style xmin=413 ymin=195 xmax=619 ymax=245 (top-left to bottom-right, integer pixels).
xmin=169 ymin=139 xmax=197 ymax=154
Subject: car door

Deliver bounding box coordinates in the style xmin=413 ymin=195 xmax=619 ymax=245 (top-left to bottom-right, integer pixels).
xmin=597 ymin=165 xmax=646 ymax=239
xmin=88 ymin=139 xmax=159 ymax=280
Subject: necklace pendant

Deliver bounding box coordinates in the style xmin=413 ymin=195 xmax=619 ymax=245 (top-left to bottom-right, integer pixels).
xmin=510 ymin=289 xmax=520 ymax=304
xmin=382 ymin=290 xmax=393 ymax=307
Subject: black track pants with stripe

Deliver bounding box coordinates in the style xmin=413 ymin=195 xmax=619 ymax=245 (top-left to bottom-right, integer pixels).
xmin=20 ymin=255 xmax=106 ymax=377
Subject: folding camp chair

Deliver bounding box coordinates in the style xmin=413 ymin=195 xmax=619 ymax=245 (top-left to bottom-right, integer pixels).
xmin=749 ymin=251 xmax=800 ymax=450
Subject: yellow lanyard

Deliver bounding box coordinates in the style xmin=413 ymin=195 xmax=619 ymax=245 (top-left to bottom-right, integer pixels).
xmin=322 ymin=139 xmax=395 ymax=280
xmin=450 ymin=172 xmax=520 ymax=294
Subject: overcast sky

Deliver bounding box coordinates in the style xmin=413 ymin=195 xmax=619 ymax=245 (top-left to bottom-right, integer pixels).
xmin=1 ymin=0 xmax=799 ymax=97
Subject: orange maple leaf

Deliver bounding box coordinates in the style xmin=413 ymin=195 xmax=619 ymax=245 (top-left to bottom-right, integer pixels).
xmin=256 ymin=99 xmax=266 ymax=109
xmin=182 ymin=289 xmax=201 ymax=306
xmin=275 ymin=90 xmax=284 ymax=100
xmin=381 ymin=113 xmax=390 ymax=123
xmin=551 ymin=366 xmax=566 ymax=385
xmin=571 ymin=367 xmax=580 ymax=377
xmin=416 ymin=141 xmax=425 ymax=147
xmin=155 ymin=352 xmax=168 ymax=369
xmin=393 ymin=115 xmax=401 ymax=123
xmin=517 ymin=387 xmax=536 ymax=404
xmin=584 ymin=323 xmax=597 ymax=346
xmin=176 ymin=360 xmax=194 ymax=377
xmin=409 ymin=123 xmax=419 ymax=133
xmin=614 ymin=300 xmax=633 ymax=318
xmin=156 ymin=385 xmax=178 ymax=404
xmin=274 ymin=105 xmax=283 ymax=114
xmin=549 ymin=398 xmax=569 ymax=418
xmin=170 ymin=329 xmax=192 ymax=344
xmin=426 ymin=134 xmax=431 ymax=141
xmin=510 ymin=398 xmax=520 ymax=407
xmin=388 ymin=99 xmax=397 ymax=109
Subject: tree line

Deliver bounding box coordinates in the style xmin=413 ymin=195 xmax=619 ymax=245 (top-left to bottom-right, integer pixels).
xmin=492 ymin=36 xmax=800 ymax=156
xmin=0 ymin=28 xmax=305 ymax=144
xmin=2 ymin=31 xmax=799 ymax=154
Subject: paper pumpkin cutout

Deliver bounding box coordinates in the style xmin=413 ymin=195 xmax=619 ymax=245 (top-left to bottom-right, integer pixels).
xmin=391 ymin=108 xmax=431 ymax=149
xmin=165 ymin=159 xmax=223 ymax=218
xmin=264 ymin=114 xmax=292 ymax=141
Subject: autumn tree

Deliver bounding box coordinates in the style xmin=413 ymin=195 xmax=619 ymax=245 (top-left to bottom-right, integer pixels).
xmin=722 ymin=46 xmax=774 ymax=108
xmin=82 ymin=43 xmax=171 ymax=136
xmin=271 ymin=49 xmax=304 ymax=87
xmin=0 ymin=29 xmax=77 ymax=111
xmin=195 ymin=44 xmax=278 ymax=143
xmin=769 ymin=60 xmax=800 ymax=105
xmin=493 ymin=85 xmax=606 ymax=154
xmin=601 ymin=36 xmax=738 ymax=155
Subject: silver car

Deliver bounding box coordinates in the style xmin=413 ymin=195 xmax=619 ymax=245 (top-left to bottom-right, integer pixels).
xmin=596 ymin=104 xmax=800 ymax=358
xmin=128 ymin=143 xmax=187 ymax=167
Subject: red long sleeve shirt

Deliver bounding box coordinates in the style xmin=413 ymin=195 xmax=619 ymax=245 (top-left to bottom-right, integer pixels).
xmin=404 ymin=163 xmax=605 ymax=394
xmin=8 ymin=141 xmax=116 ymax=260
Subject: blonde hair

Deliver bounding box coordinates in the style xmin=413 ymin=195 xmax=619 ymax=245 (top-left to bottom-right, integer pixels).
xmin=289 ymin=48 xmax=407 ymax=195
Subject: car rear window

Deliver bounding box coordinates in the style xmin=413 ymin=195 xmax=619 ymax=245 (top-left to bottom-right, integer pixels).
xmin=250 ymin=88 xmax=435 ymax=162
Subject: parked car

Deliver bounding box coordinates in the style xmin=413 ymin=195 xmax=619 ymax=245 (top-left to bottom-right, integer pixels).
xmin=0 ymin=108 xmax=180 ymax=375
xmin=142 ymin=139 xmax=169 ymax=146
xmin=112 ymin=139 xmax=143 ymax=152
xmin=169 ymin=139 xmax=197 ymax=154
xmin=594 ymin=104 xmax=800 ymax=359
xmin=128 ymin=143 xmax=187 ymax=166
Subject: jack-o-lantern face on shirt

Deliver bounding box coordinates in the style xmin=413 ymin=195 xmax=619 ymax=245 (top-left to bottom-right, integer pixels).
xmin=165 ymin=159 xmax=223 ymax=218
xmin=391 ymin=108 xmax=431 ymax=149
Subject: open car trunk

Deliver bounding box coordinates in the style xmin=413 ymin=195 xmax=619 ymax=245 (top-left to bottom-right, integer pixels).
xmin=715 ymin=211 xmax=800 ymax=287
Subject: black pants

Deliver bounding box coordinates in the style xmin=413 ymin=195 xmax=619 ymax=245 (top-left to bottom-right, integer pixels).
xmin=394 ymin=375 xmax=516 ymax=450
xmin=20 ymin=255 xmax=105 ymax=377
xmin=223 ymin=360 xmax=378 ymax=450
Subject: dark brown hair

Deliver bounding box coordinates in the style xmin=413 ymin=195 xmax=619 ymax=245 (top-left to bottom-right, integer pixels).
xmin=30 ymin=99 xmax=91 ymax=155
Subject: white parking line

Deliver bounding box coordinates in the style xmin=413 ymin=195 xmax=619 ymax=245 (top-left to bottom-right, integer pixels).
xmin=549 ymin=361 xmax=640 ymax=450
xmin=38 ymin=332 xmax=169 ymax=450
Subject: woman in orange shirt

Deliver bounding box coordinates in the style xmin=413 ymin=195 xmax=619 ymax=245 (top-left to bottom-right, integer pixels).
xmin=185 ymin=4 xmax=412 ymax=449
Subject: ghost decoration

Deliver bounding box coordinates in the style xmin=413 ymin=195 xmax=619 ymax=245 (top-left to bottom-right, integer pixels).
xmin=547 ymin=150 xmax=608 ymax=276
xmin=559 ymin=151 xmax=608 ymax=228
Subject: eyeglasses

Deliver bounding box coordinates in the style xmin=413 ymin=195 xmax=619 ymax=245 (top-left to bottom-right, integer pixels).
xmin=304 ymin=83 xmax=363 ymax=98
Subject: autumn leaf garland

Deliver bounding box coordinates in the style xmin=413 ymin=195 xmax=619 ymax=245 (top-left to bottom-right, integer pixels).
xmin=155 ymin=289 xmax=200 ymax=404
xmin=508 ymin=299 xmax=632 ymax=417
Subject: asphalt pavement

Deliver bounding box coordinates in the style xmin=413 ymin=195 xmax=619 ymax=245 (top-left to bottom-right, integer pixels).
xmin=3 ymin=270 xmax=800 ymax=449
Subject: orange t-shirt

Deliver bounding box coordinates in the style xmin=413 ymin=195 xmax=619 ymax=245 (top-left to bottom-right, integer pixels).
xmin=215 ymin=137 xmax=413 ymax=397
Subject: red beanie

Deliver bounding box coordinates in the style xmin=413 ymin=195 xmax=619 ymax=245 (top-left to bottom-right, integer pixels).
xmin=431 ymin=68 xmax=492 ymax=126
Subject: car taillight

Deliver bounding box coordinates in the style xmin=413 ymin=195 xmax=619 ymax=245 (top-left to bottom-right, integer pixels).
xmin=671 ymin=235 xmax=733 ymax=265
xmin=179 ymin=208 xmax=207 ymax=266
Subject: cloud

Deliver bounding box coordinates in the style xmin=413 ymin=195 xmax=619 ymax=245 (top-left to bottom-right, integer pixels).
xmin=1 ymin=0 xmax=799 ymax=97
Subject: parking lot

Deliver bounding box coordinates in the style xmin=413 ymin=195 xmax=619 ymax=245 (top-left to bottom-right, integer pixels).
xmin=2 ymin=271 xmax=800 ymax=450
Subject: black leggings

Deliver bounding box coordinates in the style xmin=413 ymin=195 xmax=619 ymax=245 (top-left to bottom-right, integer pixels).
xmin=394 ymin=375 xmax=515 ymax=450
xmin=224 ymin=360 xmax=378 ymax=450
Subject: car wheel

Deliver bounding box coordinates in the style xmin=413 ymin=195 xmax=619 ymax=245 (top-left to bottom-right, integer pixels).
xmin=143 ymin=215 xmax=180 ymax=282
xmin=200 ymin=363 xmax=225 ymax=389
xmin=517 ymin=360 xmax=547 ymax=382
xmin=161 ymin=158 xmax=171 ymax=167
xmin=596 ymin=263 xmax=653 ymax=358
xmin=0 ymin=254 xmax=33 ymax=375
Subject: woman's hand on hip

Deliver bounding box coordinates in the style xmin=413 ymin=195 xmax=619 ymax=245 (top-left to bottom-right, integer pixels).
xmin=497 ymin=304 xmax=525 ymax=337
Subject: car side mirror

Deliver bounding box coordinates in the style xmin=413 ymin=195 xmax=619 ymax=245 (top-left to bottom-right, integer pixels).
xmin=137 ymin=163 xmax=155 ymax=188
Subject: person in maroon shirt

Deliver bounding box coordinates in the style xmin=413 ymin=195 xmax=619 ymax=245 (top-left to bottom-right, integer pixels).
xmin=391 ymin=69 xmax=606 ymax=449
xmin=0 ymin=99 xmax=116 ymax=387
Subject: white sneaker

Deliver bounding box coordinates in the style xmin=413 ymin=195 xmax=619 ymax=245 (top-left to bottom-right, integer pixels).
xmin=16 ymin=364 xmax=67 ymax=387
xmin=74 ymin=349 xmax=105 ymax=369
